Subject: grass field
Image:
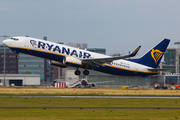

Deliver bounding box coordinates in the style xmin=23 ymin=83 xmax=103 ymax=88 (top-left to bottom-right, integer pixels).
xmin=0 ymin=97 xmax=180 ymax=120
xmin=0 ymin=87 xmax=180 ymax=96
xmin=0 ymin=88 xmax=180 ymax=119
xmin=1 ymin=108 xmax=180 ymax=120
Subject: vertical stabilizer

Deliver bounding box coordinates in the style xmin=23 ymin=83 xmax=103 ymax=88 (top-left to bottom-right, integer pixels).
xmin=129 ymin=39 xmax=170 ymax=68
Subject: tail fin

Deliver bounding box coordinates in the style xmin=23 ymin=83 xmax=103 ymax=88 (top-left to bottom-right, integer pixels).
xmin=130 ymin=39 xmax=170 ymax=68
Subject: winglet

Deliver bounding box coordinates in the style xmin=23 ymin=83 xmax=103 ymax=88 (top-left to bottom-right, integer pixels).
xmin=129 ymin=46 xmax=141 ymax=57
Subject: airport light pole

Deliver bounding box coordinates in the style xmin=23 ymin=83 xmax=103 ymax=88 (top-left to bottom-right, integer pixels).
xmin=174 ymin=41 xmax=180 ymax=84
xmin=0 ymin=35 xmax=10 ymax=86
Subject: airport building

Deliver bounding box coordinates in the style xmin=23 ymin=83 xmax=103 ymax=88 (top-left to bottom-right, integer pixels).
xmin=18 ymin=53 xmax=53 ymax=83
xmin=0 ymin=45 xmax=53 ymax=83
xmin=0 ymin=74 xmax=40 ymax=86
xmin=87 ymin=48 xmax=106 ymax=55
xmin=66 ymin=43 xmax=87 ymax=49
xmin=0 ymin=45 xmax=18 ymax=74
xmin=163 ymin=48 xmax=177 ymax=74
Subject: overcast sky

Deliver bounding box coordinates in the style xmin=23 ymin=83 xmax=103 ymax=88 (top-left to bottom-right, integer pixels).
xmin=0 ymin=0 xmax=180 ymax=55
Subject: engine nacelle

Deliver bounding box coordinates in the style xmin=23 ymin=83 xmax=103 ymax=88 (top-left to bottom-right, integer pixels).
xmin=63 ymin=56 xmax=82 ymax=68
xmin=50 ymin=60 xmax=67 ymax=68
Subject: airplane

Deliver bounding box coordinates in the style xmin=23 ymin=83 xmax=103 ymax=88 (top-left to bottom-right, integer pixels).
xmin=66 ymin=78 xmax=114 ymax=88
xmin=3 ymin=36 xmax=170 ymax=76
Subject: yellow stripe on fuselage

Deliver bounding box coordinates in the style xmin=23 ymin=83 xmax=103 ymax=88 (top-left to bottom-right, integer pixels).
xmin=103 ymin=64 xmax=158 ymax=74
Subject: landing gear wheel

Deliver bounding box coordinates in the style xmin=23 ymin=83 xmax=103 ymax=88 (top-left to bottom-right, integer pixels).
xmin=75 ymin=69 xmax=81 ymax=75
xmin=83 ymin=70 xmax=89 ymax=75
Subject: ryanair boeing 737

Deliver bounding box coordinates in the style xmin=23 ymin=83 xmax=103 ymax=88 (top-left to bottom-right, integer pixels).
xmin=3 ymin=36 xmax=170 ymax=76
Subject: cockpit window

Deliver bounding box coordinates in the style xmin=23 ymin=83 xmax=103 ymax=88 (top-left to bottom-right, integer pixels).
xmin=11 ymin=38 xmax=19 ymax=41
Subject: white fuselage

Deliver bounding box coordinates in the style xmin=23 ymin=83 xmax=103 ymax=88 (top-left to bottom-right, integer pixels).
xmin=3 ymin=36 xmax=158 ymax=76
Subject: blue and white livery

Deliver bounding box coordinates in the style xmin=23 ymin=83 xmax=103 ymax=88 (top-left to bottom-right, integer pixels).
xmin=3 ymin=36 xmax=170 ymax=76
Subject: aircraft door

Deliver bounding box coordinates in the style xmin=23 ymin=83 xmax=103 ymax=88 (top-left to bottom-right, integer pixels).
xmin=134 ymin=65 xmax=139 ymax=74
xmin=24 ymin=38 xmax=29 ymax=47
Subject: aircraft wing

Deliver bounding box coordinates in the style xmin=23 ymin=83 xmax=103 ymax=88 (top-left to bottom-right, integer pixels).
xmin=82 ymin=46 xmax=141 ymax=66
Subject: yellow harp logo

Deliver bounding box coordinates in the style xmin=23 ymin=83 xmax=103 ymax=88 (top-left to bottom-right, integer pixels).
xmin=151 ymin=49 xmax=164 ymax=64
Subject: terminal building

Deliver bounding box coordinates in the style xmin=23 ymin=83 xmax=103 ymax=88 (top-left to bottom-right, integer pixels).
xmin=163 ymin=48 xmax=177 ymax=74
xmin=0 ymin=45 xmax=18 ymax=74
xmin=18 ymin=53 xmax=52 ymax=83
xmin=0 ymin=74 xmax=40 ymax=86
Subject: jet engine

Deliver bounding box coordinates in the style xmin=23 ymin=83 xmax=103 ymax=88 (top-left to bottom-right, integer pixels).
xmin=63 ymin=56 xmax=82 ymax=68
xmin=50 ymin=60 xmax=67 ymax=68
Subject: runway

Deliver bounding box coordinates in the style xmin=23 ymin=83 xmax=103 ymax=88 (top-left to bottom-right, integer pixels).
xmin=0 ymin=95 xmax=180 ymax=99
xmin=0 ymin=107 xmax=180 ymax=109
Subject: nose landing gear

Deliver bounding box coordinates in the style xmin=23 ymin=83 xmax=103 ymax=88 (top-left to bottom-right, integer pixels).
xmin=16 ymin=54 xmax=19 ymax=59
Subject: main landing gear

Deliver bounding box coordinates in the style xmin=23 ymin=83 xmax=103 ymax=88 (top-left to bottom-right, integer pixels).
xmin=83 ymin=70 xmax=89 ymax=75
xmin=75 ymin=69 xmax=89 ymax=75
xmin=75 ymin=69 xmax=81 ymax=75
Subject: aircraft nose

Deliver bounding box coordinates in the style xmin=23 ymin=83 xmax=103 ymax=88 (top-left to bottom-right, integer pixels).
xmin=3 ymin=39 xmax=10 ymax=46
